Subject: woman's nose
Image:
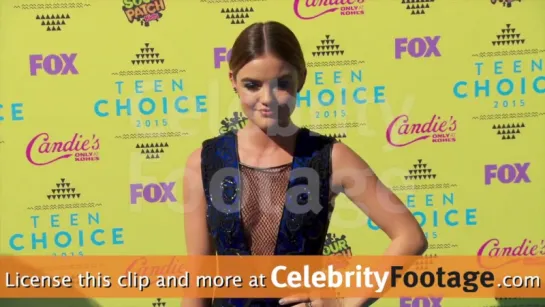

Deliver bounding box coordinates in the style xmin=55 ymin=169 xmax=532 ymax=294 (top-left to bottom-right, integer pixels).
xmin=260 ymin=86 xmax=275 ymax=106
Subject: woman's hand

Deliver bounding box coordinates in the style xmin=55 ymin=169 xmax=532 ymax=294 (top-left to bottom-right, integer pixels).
xmin=279 ymin=295 xmax=342 ymax=307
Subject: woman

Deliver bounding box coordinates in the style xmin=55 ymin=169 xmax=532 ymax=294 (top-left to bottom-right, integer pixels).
xmin=183 ymin=21 xmax=427 ymax=307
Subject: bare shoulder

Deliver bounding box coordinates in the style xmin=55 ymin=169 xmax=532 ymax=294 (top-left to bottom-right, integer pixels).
xmin=331 ymin=141 xmax=370 ymax=169
xmin=183 ymin=148 xmax=205 ymax=196
xmin=185 ymin=147 xmax=202 ymax=173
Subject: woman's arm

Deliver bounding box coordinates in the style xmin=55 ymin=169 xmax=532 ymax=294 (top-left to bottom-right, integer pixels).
xmin=332 ymin=142 xmax=427 ymax=255
xmin=182 ymin=148 xmax=214 ymax=307
xmin=331 ymin=142 xmax=427 ymax=306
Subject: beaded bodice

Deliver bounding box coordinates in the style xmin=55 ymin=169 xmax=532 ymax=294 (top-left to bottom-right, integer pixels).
xmin=201 ymin=128 xmax=336 ymax=306
xmin=239 ymin=162 xmax=291 ymax=255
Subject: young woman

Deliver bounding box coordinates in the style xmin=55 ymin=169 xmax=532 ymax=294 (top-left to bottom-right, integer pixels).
xmin=183 ymin=21 xmax=427 ymax=307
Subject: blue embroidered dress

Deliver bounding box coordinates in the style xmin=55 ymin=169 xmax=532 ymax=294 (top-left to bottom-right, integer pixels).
xmin=200 ymin=128 xmax=336 ymax=307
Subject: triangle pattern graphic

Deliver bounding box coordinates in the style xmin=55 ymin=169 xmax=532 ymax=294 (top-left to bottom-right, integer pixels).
xmin=324 ymin=133 xmax=347 ymax=142
xmin=401 ymin=0 xmax=434 ymax=15
xmin=492 ymin=122 xmax=525 ymax=140
xmin=47 ymin=178 xmax=81 ymax=200
xmin=152 ymin=298 xmax=167 ymax=307
xmin=405 ymin=159 xmax=437 ymax=180
xmin=132 ymin=43 xmax=165 ymax=65
xmin=36 ymin=13 xmax=70 ymax=31
xmin=312 ymin=34 xmax=345 ymax=57
xmin=414 ymin=254 xmax=438 ymax=270
xmin=136 ymin=142 xmax=169 ymax=159
xmin=221 ymin=7 xmax=254 ymax=25
xmin=492 ymin=23 xmax=525 ymax=46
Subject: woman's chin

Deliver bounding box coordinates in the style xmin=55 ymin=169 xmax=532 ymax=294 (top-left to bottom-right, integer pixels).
xmin=261 ymin=123 xmax=298 ymax=136
xmin=258 ymin=120 xmax=278 ymax=131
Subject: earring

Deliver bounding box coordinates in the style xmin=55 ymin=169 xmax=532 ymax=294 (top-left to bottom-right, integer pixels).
xmin=233 ymin=87 xmax=237 ymax=93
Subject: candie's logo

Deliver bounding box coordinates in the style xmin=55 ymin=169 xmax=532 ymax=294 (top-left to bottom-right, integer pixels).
xmin=293 ymin=0 xmax=364 ymax=20
xmin=122 ymin=0 xmax=165 ymax=27
xmin=477 ymin=238 xmax=544 ymax=269
xmin=386 ymin=114 xmax=457 ymax=147
xmin=26 ymin=133 xmax=100 ymax=166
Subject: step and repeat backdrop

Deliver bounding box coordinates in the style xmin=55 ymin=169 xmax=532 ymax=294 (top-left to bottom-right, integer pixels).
xmin=1 ymin=0 xmax=544 ymax=306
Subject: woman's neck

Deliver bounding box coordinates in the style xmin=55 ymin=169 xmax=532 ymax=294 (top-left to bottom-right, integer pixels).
xmin=238 ymin=121 xmax=299 ymax=153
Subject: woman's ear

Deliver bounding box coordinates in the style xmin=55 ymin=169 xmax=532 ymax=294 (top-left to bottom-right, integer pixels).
xmin=229 ymin=71 xmax=236 ymax=88
xmin=229 ymin=71 xmax=239 ymax=93
xmin=229 ymin=71 xmax=238 ymax=94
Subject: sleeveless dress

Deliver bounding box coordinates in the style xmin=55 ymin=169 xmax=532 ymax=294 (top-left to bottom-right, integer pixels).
xmin=200 ymin=128 xmax=336 ymax=307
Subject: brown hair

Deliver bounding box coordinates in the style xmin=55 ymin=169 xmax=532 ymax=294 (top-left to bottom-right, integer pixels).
xmin=229 ymin=21 xmax=307 ymax=91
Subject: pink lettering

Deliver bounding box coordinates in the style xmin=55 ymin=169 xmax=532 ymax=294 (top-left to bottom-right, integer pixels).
xmin=476 ymin=238 xmax=545 ymax=269
xmin=293 ymin=0 xmax=364 ymax=20
xmin=26 ymin=133 xmax=100 ymax=166
xmin=144 ymin=13 xmax=159 ymax=22
xmin=125 ymin=256 xmax=186 ymax=277
xmin=386 ymin=114 xmax=457 ymax=147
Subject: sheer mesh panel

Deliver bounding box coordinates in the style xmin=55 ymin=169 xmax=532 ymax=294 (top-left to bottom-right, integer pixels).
xmin=240 ymin=163 xmax=291 ymax=255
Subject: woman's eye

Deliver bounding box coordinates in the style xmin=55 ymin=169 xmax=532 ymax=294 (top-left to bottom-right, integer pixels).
xmin=243 ymin=82 xmax=260 ymax=90
xmin=278 ymin=80 xmax=290 ymax=89
xmin=242 ymin=80 xmax=291 ymax=91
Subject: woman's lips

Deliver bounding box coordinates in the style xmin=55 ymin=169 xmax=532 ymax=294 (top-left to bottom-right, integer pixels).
xmin=259 ymin=109 xmax=274 ymax=117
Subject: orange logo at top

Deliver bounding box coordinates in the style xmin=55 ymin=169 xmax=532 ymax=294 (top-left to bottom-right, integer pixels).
xmin=122 ymin=0 xmax=166 ymax=27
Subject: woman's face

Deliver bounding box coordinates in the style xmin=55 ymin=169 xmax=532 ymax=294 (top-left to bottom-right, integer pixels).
xmin=231 ymin=54 xmax=300 ymax=131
